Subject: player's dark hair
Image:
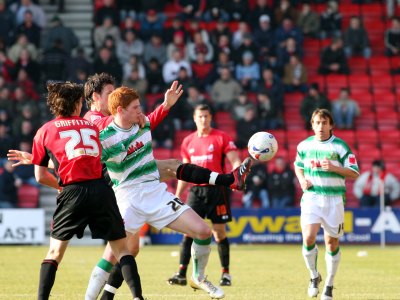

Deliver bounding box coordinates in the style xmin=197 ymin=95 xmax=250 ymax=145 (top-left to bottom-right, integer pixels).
xmin=193 ymin=103 xmax=212 ymax=115
xmin=84 ymin=73 xmax=115 ymax=108
xmin=47 ymin=82 xmax=84 ymax=117
xmin=108 ymin=86 xmax=140 ymax=115
xmin=310 ymin=108 xmax=335 ymax=127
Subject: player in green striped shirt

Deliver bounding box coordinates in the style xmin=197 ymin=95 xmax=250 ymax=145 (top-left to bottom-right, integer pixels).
xmin=294 ymin=109 xmax=359 ymax=300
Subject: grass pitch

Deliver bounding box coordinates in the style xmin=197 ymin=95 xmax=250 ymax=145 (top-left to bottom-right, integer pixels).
xmin=0 ymin=244 xmax=399 ymax=299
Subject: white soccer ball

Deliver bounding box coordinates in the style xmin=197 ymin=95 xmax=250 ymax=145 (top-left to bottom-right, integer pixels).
xmin=247 ymin=131 xmax=278 ymax=162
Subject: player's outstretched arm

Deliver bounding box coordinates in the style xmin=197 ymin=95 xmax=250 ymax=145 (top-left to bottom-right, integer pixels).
xmin=162 ymin=80 xmax=183 ymax=110
xmin=7 ymin=149 xmax=33 ymax=167
xmin=8 ymin=149 xmax=55 ymax=169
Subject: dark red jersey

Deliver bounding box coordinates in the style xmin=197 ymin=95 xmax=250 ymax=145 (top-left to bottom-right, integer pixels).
xmin=32 ymin=116 xmax=103 ymax=185
xmin=181 ymin=128 xmax=238 ymax=174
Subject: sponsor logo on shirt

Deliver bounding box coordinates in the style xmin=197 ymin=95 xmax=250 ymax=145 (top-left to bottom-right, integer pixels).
xmin=208 ymin=144 xmax=214 ymax=152
xmin=348 ymin=154 xmax=357 ymax=165
xmin=189 ymin=148 xmax=195 ymax=154
xmin=191 ymin=154 xmax=213 ymax=163
xmin=127 ymin=141 xmax=144 ymax=156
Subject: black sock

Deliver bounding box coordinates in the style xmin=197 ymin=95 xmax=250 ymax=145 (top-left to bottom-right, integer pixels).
xmin=99 ymin=264 xmax=124 ymax=300
xmin=38 ymin=259 xmax=58 ymax=300
xmin=218 ymin=238 xmax=230 ymax=273
xmin=176 ymin=163 xmax=233 ymax=186
xmin=119 ymin=255 xmax=142 ymax=298
xmin=178 ymin=236 xmax=193 ymax=277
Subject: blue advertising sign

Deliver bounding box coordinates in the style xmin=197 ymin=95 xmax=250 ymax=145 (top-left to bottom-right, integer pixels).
xmin=149 ymin=207 xmax=400 ymax=244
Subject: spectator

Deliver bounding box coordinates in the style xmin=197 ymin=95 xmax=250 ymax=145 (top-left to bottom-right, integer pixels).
xmin=12 ymin=103 xmax=39 ymax=138
xmin=274 ymin=17 xmax=303 ymax=51
xmin=0 ymin=0 xmax=16 ymax=47
xmin=332 ymin=88 xmax=360 ymax=129
xmin=0 ymin=88 xmax=13 ymax=115
xmin=116 ymin=1 xmax=140 ymax=22
xmin=210 ymin=18 xmax=231 ymax=47
xmin=176 ymin=66 xmax=194 ymax=92
xmin=385 ymin=17 xmax=400 ymax=57
xmin=139 ymin=9 xmax=164 ymax=42
xmin=233 ymin=32 xmax=258 ymax=64
xmin=7 ymin=33 xmax=38 ymax=63
xmin=0 ymin=122 xmax=15 ymax=158
xmin=139 ymin=0 xmax=166 ymax=22
xmin=49 ymin=0 xmax=64 ymax=13
xmin=235 ymin=51 xmax=261 ymax=91
xmin=15 ymin=68 xmax=39 ymax=101
xmin=146 ymin=57 xmax=165 ymax=94
xmin=177 ymin=0 xmax=203 ymax=21
xmin=227 ymin=0 xmax=250 ymax=22
xmin=343 ymin=16 xmax=371 ymax=59
xmin=230 ymin=91 xmax=253 ymax=121
xmin=191 ymin=52 xmax=213 ymax=91
xmin=187 ymin=31 xmax=214 ymax=62
xmin=0 ymin=50 xmax=16 ymax=83
xmin=143 ymin=33 xmax=167 ymax=66
xmin=319 ymin=38 xmax=350 ymax=75
xmin=243 ymin=160 xmax=269 ymax=208
xmin=253 ymin=15 xmax=274 ymax=59
xmin=257 ymin=68 xmax=284 ymax=112
xmin=15 ymin=9 xmax=41 ymax=48
xmin=0 ymin=160 xmax=20 ymax=208
xmin=122 ymin=67 xmax=148 ymax=104
xmin=122 ymin=54 xmax=145 ymax=81
xmin=268 ymin=156 xmax=295 ymax=208
xmin=93 ymin=47 xmax=123 ymax=83
xmin=44 ymin=16 xmax=79 ymax=56
xmin=320 ymin=1 xmax=342 ymax=39
xmin=297 ymin=3 xmax=320 ymax=38
xmin=274 ymin=0 xmax=298 ymax=26
xmin=256 ymin=91 xmax=281 ymax=129
xmin=93 ymin=16 xmax=120 ymax=50
xmin=213 ymin=34 xmax=232 ymax=62
xmin=116 ymin=30 xmax=144 ymax=65
xmin=211 ymin=66 xmax=242 ymax=111
xmin=207 ymin=50 xmax=235 ymax=84
xmin=354 ymin=160 xmax=400 ymax=207
xmin=283 ymin=55 xmax=308 ymax=93
xmin=166 ymin=30 xmax=188 ymax=61
xmin=162 ymin=49 xmax=192 ymax=84
xmin=41 ymin=38 xmax=68 ymax=82
xmin=12 ymin=48 xmax=40 ymax=84
xmin=235 ymin=105 xmax=261 ymax=149
xmin=151 ymin=100 xmax=176 ymax=149
xmin=387 ymin=0 xmax=400 ymax=18
xmin=164 ymin=17 xmax=187 ymax=44
xmin=66 ymin=47 xmax=93 ymax=82
xmin=14 ymin=0 xmax=46 ymax=29
xmin=203 ymin=0 xmax=229 ymax=22
xmin=232 ymin=21 xmax=251 ymax=49
xmin=277 ymin=37 xmax=303 ymax=68
xmin=300 ymin=83 xmax=331 ymax=129
xmin=248 ymin=0 xmax=272 ymax=30
xmin=94 ymin=0 xmax=120 ymax=26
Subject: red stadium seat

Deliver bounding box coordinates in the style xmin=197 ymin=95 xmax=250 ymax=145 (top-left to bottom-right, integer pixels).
xmin=153 ymin=148 xmax=172 ymax=160
xmin=370 ymin=74 xmax=393 ymax=90
xmin=378 ymin=130 xmax=400 ymax=145
xmin=17 ymin=184 xmax=40 ymax=208
xmin=356 ymin=129 xmax=378 ymax=145
xmin=348 ymin=74 xmax=371 ymax=90
xmin=354 ymin=111 xmax=376 ymax=129
xmin=334 ymin=130 xmax=356 ymax=145
xmin=348 ymin=57 xmax=368 ymax=74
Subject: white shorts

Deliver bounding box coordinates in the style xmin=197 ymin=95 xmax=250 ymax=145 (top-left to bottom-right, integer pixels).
xmin=300 ymin=193 xmax=345 ymax=238
xmin=115 ymin=181 xmax=190 ymax=234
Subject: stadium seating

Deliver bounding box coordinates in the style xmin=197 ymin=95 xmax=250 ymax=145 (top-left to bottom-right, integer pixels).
xmin=17 ymin=184 xmax=40 ymax=208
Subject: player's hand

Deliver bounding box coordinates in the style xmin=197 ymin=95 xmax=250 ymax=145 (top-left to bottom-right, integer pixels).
xmin=321 ymin=157 xmax=334 ymax=171
xmin=163 ymin=81 xmax=183 ymax=110
xmin=137 ymin=112 xmax=146 ymax=128
xmin=7 ymin=150 xmax=33 ymax=167
xmin=300 ymin=178 xmax=313 ymax=191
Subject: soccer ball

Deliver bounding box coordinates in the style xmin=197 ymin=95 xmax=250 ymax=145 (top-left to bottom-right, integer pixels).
xmin=247 ymin=131 xmax=278 ymax=161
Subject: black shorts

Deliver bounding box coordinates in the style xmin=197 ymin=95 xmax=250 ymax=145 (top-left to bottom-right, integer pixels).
xmin=51 ymin=179 xmax=126 ymax=241
xmin=187 ymin=185 xmax=232 ymax=224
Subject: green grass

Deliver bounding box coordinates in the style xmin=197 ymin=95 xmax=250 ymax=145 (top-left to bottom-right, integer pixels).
xmin=0 ymin=244 xmax=399 ymax=299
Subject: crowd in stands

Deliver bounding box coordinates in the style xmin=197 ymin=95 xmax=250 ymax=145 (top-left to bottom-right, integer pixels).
xmin=0 ymin=0 xmax=399 ymax=208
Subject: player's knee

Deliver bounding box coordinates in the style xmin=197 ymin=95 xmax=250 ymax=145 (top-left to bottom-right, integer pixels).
xmin=129 ymin=245 xmax=140 ymax=257
xmin=196 ymin=226 xmax=212 ymax=240
xmin=303 ymin=236 xmax=316 ymax=246
xmin=46 ymin=248 xmax=63 ymax=262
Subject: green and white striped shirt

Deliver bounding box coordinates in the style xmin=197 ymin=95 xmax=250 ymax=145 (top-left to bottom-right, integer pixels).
xmin=100 ymin=118 xmax=159 ymax=191
xmin=294 ymin=135 xmax=359 ymax=196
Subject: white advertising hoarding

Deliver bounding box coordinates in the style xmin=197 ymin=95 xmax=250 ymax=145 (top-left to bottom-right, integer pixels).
xmin=0 ymin=209 xmax=45 ymax=244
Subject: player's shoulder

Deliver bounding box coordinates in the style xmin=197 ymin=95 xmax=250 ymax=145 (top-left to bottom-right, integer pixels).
xmin=297 ymin=135 xmax=314 ymax=148
xmin=331 ymin=135 xmax=351 ymax=149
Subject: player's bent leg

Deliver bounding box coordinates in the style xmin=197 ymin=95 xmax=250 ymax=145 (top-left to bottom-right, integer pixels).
xmin=38 ymin=238 xmax=68 ymax=300
xmin=101 ymin=232 xmax=141 ymax=300
xmin=212 ymin=224 xmax=231 ymax=287
xmin=85 ymin=243 xmax=118 ymax=300
xmin=108 ymin=238 xmax=143 ymax=300
xmin=167 ymin=210 xmax=224 ymax=299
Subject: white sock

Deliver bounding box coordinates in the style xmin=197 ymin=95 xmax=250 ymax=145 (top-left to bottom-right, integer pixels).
xmin=85 ymin=265 xmax=111 ymax=300
xmin=208 ymin=172 xmax=218 ymax=185
xmin=325 ymin=248 xmax=341 ymax=287
xmin=191 ymin=238 xmax=211 ymax=282
xmin=302 ymin=244 xmax=319 ymax=279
